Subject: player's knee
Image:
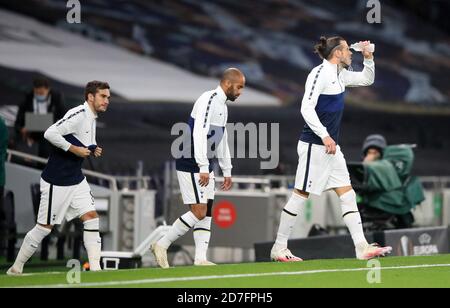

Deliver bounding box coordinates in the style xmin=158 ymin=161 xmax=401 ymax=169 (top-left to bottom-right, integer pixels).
xmin=80 ymin=211 xmax=99 ymax=221
xmin=37 ymin=223 xmax=53 ymax=231
xmin=293 ymin=188 xmax=309 ymax=198
xmin=339 ymin=189 xmax=356 ymax=204
xmin=194 ymin=211 xmax=207 ymax=220
xmin=191 ymin=205 xmax=207 ymax=220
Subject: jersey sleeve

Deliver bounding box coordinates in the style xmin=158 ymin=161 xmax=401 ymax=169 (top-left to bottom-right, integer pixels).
xmin=192 ymin=93 xmax=215 ymax=173
xmin=341 ymin=58 xmax=375 ymax=87
xmin=300 ymin=68 xmax=329 ymax=139
xmin=44 ymin=109 xmax=84 ymax=151
xmin=217 ymin=124 xmax=232 ymax=177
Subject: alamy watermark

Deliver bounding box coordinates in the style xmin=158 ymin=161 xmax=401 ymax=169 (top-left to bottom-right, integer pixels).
xmin=366 ymin=259 xmax=382 ymax=284
xmin=171 ymin=122 xmax=279 ymax=170
xmin=66 ymin=259 xmax=81 ymax=284
xmin=366 ymin=0 xmax=381 ymax=24
xmin=66 ymin=0 xmax=81 ymax=24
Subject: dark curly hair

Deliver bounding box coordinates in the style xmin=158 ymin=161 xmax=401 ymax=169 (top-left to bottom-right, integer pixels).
xmin=84 ymin=81 xmax=110 ymax=101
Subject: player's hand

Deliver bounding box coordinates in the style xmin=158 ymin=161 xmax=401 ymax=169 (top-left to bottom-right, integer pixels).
xmin=359 ymin=40 xmax=373 ymax=59
xmin=221 ymin=177 xmax=232 ymax=191
xmin=322 ymin=136 xmax=336 ymax=155
xmin=199 ymin=173 xmax=210 ymax=187
xmin=69 ymin=145 xmax=91 ymax=158
xmin=94 ymin=146 xmax=103 ymax=158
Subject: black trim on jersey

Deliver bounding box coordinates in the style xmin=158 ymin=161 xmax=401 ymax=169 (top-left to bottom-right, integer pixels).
xmin=47 ymin=184 xmax=53 ymax=225
xmin=308 ymin=65 xmax=323 ymax=100
xmin=342 ymin=211 xmax=359 ymax=218
xmin=56 ymin=109 xmax=85 ymax=126
xmin=203 ymin=93 xmax=217 ymax=128
xmin=283 ymin=208 xmax=297 ymax=217
xmin=83 ymin=229 xmax=100 ymax=232
xmin=302 ymin=143 xmax=313 ymax=191
xmin=179 ymin=217 xmax=192 ymax=229
xmin=190 ymin=173 xmax=200 ymax=204
xmin=193 ymin=228 xmax=211 ymax=232
xmin=206 ymin=199 xmax=213 ymax=217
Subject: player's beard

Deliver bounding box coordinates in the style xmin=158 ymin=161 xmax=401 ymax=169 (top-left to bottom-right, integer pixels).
xmin=339 ymin=55 xmax=352 ymax=69
xmin=226 ymin=90 xmax=238 ymax=101
xmin=341 ymin=63 xmax=349 ymax=70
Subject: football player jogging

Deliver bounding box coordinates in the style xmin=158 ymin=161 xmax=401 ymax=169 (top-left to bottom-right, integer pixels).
xmin=152 ymin=68 xmax=245 ymax=268
xmin=271 ymin=37 xmax=392 ymax=262
xmin=7 ymin=81 xmax=110 ymax=275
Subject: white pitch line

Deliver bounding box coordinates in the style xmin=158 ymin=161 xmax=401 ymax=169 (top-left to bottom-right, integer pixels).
xmin=1 ymin=271 xmax=63 ymax=277
xmin=6 ymin=263 xmax=450 ymax=288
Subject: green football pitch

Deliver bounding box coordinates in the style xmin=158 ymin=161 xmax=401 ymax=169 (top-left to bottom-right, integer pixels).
xmin=1 ymin=254 xmax=449 ymax=288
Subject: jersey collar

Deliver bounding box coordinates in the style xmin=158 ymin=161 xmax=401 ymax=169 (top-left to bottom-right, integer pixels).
xmin=323 ymin=59 xmax=338 ymax=73
xmin=216 ymin=85 xmax=228 ymax=104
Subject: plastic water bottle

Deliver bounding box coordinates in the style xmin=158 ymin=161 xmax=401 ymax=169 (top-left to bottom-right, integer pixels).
xmin=350 ymin=42 xmax=375 ymax=53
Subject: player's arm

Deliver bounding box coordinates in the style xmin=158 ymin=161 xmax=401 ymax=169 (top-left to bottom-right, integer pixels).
xmin=342 ymin=44 xmax=375 ymax=87
xmin=192 ymin=93 xmax=212 ymax=186
xmin=217 ymin=126 xmax=233 ymax=191
xmin=44 ymin=111 xmax=90 ymax=158
xmin=300 ymin=70 xmax=336 ymax=154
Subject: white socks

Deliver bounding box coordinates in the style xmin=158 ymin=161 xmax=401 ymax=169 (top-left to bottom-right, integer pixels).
xmin=12 ymin=220 xmax=103 ymax=273
xmin=83 ymin=218 xmax=102 ymax=271
xmin=158 ymin=211 xmax=199 ymax=249
xmin=273 ymin=192 xmax=307 ymax=251
xmin=340 ymin=190 xmax=368 ymax=250
xmin=193 ymin=217 xmax=212 ymax=261
xmin=12 ymin=225 xmax=51 ymax=272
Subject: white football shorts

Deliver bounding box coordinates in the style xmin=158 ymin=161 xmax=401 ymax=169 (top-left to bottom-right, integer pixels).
xmin=294 ymin=141 xmax=351 ymax=195
xmin=37 ymin=177 xmax=96 ymax=225
xmin=177 ymin=171 xmax=215 ymax=205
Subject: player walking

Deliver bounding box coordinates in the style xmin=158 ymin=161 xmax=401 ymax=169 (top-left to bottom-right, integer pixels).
xmin=7 ymin=81 xmax=110 ymax=275
xmin=151 ymin=68 xmax=245 ymax=268
xmin=271 ymin=37 xmax=392 ymax=261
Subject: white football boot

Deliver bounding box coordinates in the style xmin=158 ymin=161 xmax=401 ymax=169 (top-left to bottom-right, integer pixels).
xmin=270 ymin=247 xmax=303 ymax=262
xmin=357 ymin=243 xmax=393 ymax=260
xmin=151 ymin=243 xmax=170 ymax=269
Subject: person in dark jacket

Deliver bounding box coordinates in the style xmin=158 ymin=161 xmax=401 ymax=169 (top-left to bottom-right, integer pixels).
xmin=14 ymin=77 xmax=66 ymax=158
xmin=362 ymin=134 xmax=387 ymax=163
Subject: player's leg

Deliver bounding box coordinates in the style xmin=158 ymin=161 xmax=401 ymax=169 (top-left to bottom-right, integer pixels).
xmin=153 ymin=202 xmax=204 ymax=268
xmin=7 ymin=223 xmax=52 ymax=275
xmin=271 ymin=188 xmax=308 ymax=262
xmin=152 ymin=171 xmax=205 ymax=268
xmin=271 ymin=142 xmax=317 ymax=262
xmin=79 ymin=211 xmax=102 ymax=271
xmin=7 ymin=178 xmax=70 ymax=275
xmin=329 ymin=148 xmax=391 ymax=259
xmin=334 ymin=185 xmax=368 ymax=250
xmin=193 ymin=199 xmax=215 ymax=266
xmin=334 ymin=186 xmax=391 ymax=259
xmin=193 ymin=172 xmax=215 ymax=266
xmin=69 ymin=179 xmax=102 ymax=271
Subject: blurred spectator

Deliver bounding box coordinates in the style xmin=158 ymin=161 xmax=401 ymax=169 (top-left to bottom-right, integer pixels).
xmin=14 ymin=77 xmax=66 ymax=158
xmin=362 ymin=134 xmax=387 ymax=163
xmin=358 ymin=134 xmax=424 ymax=230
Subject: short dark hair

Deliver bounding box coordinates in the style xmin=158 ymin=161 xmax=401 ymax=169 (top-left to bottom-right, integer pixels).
xmin=314 ymin=36 xmax=345 ymax=60
xmin=33 ymin=77 xmax=50 ymax=89
xmin=84 ymin=81 xmax=110 ymax=101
